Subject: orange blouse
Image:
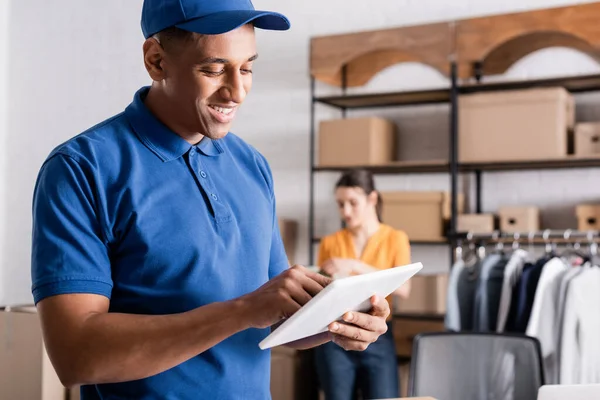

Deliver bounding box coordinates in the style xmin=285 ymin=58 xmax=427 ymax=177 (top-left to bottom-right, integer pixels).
xmin=317 ymin=224 xmax=411 ymax=316
xmin=318 ymin=224 xmax=410 ymax=270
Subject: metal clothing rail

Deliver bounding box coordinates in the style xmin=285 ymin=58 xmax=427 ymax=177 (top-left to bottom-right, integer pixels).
xmin=454 ymin=229 xmax=600 ymax=242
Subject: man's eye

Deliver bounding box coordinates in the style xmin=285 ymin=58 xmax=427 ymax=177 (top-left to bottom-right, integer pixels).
xmin=201 ymin=69 xmax=224 ymax=76
xmin=241 ymin=69 xmax=253 ymax=74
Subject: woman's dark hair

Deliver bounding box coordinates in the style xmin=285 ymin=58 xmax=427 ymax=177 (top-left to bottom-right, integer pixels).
xmin=335 ymin=169 xmax=383 ymax=222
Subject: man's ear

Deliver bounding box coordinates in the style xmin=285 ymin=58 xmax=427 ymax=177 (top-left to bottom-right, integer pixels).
xmin=143 ymin=38 xmax=166 ymax=81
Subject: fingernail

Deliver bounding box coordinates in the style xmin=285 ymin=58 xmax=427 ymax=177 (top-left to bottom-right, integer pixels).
xmin=330 ymin=323 xmax=339 ymax=331
xmin=344 ymin=312 xmax=353 ymax=322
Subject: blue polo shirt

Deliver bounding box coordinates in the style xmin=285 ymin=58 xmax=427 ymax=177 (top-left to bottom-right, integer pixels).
xmin=31 ymin=87 xmax=290 ymax=399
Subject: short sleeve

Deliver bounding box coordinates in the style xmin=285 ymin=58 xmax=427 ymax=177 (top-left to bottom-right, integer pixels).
xmin=31 ymin=154 xmax=113 ymax=304
xmin=254 ymin=151 xmax=289 ymax=279
xmin=394 ymin=231 xmax=411 ymax=267
xmin=269 ymin=215 xmax=290 ymax=279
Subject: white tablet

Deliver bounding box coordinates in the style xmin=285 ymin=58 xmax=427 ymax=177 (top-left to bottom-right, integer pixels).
xmin=259 ymin=262 xmax=423 ymax=350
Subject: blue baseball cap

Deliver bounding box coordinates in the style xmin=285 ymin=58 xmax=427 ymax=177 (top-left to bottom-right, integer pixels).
xmin=141 ymin=0 xmax=290 ymax=38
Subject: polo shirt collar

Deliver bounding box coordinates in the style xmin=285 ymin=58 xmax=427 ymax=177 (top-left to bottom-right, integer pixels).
xmin=125 ymin=87 xmax=223 ymax=161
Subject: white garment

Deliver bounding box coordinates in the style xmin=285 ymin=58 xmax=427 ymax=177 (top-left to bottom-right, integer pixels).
xmin=525 ymin=257 xmax=568 ymax=382
xmin=560 ymin=267 xmax=600 ymax=384
xmin=496 ymin=249 xmax=528 ymax=332
xmin=555 ymin=266 xmax=584 ymax=383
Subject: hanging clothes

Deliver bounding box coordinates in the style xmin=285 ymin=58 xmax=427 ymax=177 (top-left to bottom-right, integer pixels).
xmin=473 ymin=254 xmax=509 ymax=332
xmin=496 ymin=249 xmax=528 ymax=332
xmin=554 ymin=266 xmax=584 ymax=383
xmin=506 ymin=256 xmax=549 ymax=333
xmin=445 ymin=257 xmax=480 ymax=332
xmin=525 ymin=257 xmax=568 ymax=383
xmin=560 ymin=267 xmax=600 ymax=385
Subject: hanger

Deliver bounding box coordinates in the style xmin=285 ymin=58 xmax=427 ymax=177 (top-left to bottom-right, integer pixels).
xmin=543 ymin=229 xmax=555 ymax=256
xmin=528 ymin=231 xmax=535 ymax=256
xmin=492 ymin=230 xmax=504 ymax=254
xmin=587 ymin=231 xmax=599 ymax=267
xmin=512 ymin=232 xmax=521 ymax=251
xmin=560 ymin=229 xmax=587 ymax=264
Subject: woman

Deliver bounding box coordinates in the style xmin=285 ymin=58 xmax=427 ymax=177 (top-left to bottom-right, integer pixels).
xmin=314 ymin=169 xmax=411 ymax=400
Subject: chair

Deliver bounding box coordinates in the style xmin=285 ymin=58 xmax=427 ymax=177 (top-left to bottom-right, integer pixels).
xmin=408 ymin=332 xmax=544 ymax=400
xmin=537 ymin=384 xmax=600 ymax=400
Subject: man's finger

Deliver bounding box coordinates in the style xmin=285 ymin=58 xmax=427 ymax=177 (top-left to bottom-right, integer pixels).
xmin=339 ymin=311 xmax=387 ymax=334
xmin=304 ymin=268 xmax=333 ymax=288
xmin=369 ymin=295 xmax=390 ymax=318
xmin=280 ymin=293 xmax=302 ymax=320
xmin=331 ymin=334 xmax=372 ymax=352
xmin=328 ymin=320 xmax=379 ymax=343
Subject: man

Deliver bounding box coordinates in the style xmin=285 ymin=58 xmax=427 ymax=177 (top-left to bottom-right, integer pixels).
xmin=31 ymin=1 xmax=391 ymax=399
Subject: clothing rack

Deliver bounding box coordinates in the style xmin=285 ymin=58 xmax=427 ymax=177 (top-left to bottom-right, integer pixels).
xmin=456 ymin=229 xmax=600 ymax=242
xmin=454 ymin=230 xmax=600 ymax=259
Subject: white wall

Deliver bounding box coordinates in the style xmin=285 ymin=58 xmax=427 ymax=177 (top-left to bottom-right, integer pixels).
xmin=3 ymin=0 xmax=600 ymax=305
xmin=0 ymin=0 xmax=10 ymax=305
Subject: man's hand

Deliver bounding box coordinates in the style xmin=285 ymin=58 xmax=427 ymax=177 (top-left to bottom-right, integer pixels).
xmin=321 ymin=258 xmax=360 ymax=278
xmin=239 ymin=265 xmax=332 ymax=329
xmin=328 ymin=295 xmax=390 ymax=351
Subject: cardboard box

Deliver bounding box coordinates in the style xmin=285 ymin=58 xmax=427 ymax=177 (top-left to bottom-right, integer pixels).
xmin=398 ymin=361 xmax=410 ymax=398
xmin=395 ymin=274 xmax=448 ymax=315
xmin=575 ymin=122 xmax=600 ymax=156
xmin=459 ymin=87 xmax=574 ymax=163
xmin=278 ymin=218 xmax=298 ymax=265
xmin=380 ymin=192 xmax=464 ymax=241
xmin=270 ymin=346 xmax=298 ymax=400
xmin=457 ymin=213 xmax=496 ymax=233
xmin=499 ymin=206 xmax=540 ymax=233
xmin=392 ymin=317 xmax=445 ymax=358
xmin=576 ymin=204 xmax=600 ymax=231
xmin=0 ymin=306 xmax=68 ymax=400
xmin=318 ymin=117 xmax=396 ymax=166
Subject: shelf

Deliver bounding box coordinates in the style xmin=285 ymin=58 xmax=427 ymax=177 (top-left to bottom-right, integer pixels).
xmin=313 ymin=156 xmax=600 ymax=175
xmin=461 ymin=156 xmax=600 ymax=172
xmin=313 ymin=160 xmax=450 ymax=174
xmin=460 ymin=73 xmax=600 ymax=95
xmin=314 ymin=88 xmax=450 ymax=109
xmin=311 ymin=237 xmax=449 ymax=245
xmin=312 ymin=74 xmax=600 ymax=111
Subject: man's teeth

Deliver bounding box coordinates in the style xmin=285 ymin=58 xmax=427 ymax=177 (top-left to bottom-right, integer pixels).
xmin=211 ymin=106 xmax=233 ymax=115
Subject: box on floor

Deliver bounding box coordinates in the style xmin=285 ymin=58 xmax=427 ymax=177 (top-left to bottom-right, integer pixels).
xmin=0 ymin=306 xmax=79 ymax=400
xmin=393 ymin=317 xmax=445 ymax=358
xmin=459 ymin=87 xmax=574 ymax=163
xmin=395 ymin=274 xmax=448 ymax=315
xmin=278 ymin=218 xmax=298 ymax=265
xmin=270 ymin=346 xmax=299 ymax=400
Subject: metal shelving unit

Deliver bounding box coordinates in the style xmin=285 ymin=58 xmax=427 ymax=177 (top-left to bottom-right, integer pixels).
xmin=308 ymin=71 xmax=600 ymax=267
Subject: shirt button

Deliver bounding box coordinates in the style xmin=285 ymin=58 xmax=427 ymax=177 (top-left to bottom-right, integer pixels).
xmin=200 ymin=171 xmax=207 ymax=178
xmin=211 ymin=193 xmax=218 ymax=201
xmin=189 ymin=148 xmax=196 ymax=157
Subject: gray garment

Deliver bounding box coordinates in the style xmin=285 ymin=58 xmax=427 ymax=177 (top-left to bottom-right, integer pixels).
xmin=496 ymin=250 xmax=528 ymax=332
xmin=474 ymin=254 xmax=507 ymax=332
xmin=445 ymin=258 xmax=480 ymax=332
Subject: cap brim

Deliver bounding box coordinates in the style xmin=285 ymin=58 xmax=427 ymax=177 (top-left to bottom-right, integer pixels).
xmin=175 ymin=10 xmax=290 ymax=35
